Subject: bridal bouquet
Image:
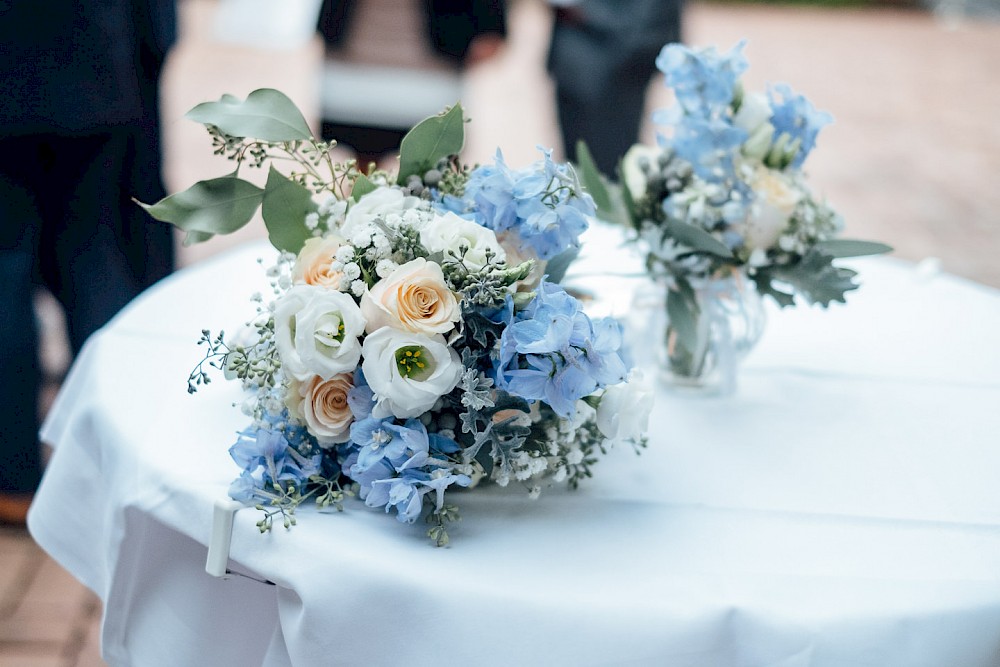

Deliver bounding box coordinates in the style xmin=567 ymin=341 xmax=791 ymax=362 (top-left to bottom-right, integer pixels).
xmin=141 ymin=90 xmax=651 ymax=545
xmin=578 ymin=41 xmax=891 ymax=390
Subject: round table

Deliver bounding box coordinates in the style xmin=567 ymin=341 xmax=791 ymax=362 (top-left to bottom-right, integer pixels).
xmin=28 ymin=227 xmax=1000 ymax=666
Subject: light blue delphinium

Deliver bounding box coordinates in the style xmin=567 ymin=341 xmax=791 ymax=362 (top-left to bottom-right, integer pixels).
xmin=497 ymin=281 xmax=627 ymax=418
xmin=464 ymin=149 xmax=592 ymax=260
xmin=655 ymin=40 xmax=749 ymax=118
xmin=767 ymin=83 xmax=833 ymax=168
xmin=228 ymin=427 xmax=322 ymax=504
xmin=652 ymin=41 xmax=751 ymax=183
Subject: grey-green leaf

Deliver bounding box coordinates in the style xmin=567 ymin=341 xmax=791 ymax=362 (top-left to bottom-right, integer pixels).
xmin=261 ymin=167 xmax=318 ymax=254
xmin=137 ymin=176 xmax=264 ymax=243
xmin=185 ymin=89 xmax=313 ymax=141
xmin=814 ymin=239 xmax=893 ymax=258
xmin=397 ymin=104 xmax=465 ymax=184
xmin=664 ymin=219 xmax=734 ymax=258
xmin=764 ymin=249 xmax=860 ymax=307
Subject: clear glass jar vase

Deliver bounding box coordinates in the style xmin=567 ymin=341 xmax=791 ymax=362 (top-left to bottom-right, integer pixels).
xmin=626 ymin=269 xmax=766 ymax=396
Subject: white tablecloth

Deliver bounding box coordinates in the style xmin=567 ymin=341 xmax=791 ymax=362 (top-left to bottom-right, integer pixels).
xmin=28 ymin=227 xmax=1000 ymax=667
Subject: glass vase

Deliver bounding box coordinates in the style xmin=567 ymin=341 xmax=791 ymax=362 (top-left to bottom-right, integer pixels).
xmin=627 ymin=270 xmax=766 ymax=396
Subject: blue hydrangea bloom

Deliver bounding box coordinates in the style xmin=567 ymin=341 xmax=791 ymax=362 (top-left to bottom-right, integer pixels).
xmin=228 ymin=427 xmax=322 ymax=503
xmin=768 ymin=83 xmax=833 ymax=167
xmin=655 ymin=41 xmax=749 ymax=118
xmin=348 ymin=417 xmax=431 ymax=475
xmin=497 ymin=281 xmax=627 ymax=418
xmin=463 ymin=149 xmax=592 ymax=260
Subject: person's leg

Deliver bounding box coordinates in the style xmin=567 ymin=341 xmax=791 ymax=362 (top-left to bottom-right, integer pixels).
xmin=40 ymin=133 xmax=144 ymax=354
xmin=0 ymin=137 xmax=44 ymax=505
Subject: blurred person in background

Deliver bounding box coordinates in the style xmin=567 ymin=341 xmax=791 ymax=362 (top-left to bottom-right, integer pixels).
xmin=316 ymin=0 xmax=507 ymax=169
xmin=0 ymin=0 xmax=177 ymax=523
xmin=547 ymin=0 xmax=684 ymax=175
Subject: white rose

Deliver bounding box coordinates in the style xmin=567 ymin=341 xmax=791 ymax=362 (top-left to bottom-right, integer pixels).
xmin=287 ymin=373 xmax=354 ymax=445
xmin=292 ymin=235 xmax=346 ymax=288
xmin=420 ymin=211 xmax=505 ymax=271
xmin=273 ymin=284 xmax=367 ymax=381
xmin=360 ymin=258 xmax=461 ymax=335
xmin=620 ymin=143 xmax=663 ymax=202
xmin=361 ymin=328 xmax=462 ymax=419
xmin=742 ymin=166 xmax=802 ymax=252
xmin=340 ymin=186 xmax=422 ymax=239
xmin=596 ymin=373 xmax=653 ymax=443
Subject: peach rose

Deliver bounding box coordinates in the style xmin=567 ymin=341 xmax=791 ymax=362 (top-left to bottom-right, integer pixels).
xmin=292 ymin=235 xmax=346 ymax=288
xmin=287 ymin=373 xmax=355 ymax=446
xmin=360 ymin=258 xmax=460 ymax=335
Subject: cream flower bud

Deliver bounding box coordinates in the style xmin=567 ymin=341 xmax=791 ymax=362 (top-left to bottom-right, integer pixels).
xmin=292 ymin=235 xmax=347 ymax=289
xmin=287 ymin=373 xmax=354 ymax=446
xmin=361 ymin=258 xmax=461 ymax=335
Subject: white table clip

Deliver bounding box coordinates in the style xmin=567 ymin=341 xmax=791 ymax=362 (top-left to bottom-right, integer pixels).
xmin=206 ymin=498 xmax=246 ymax=579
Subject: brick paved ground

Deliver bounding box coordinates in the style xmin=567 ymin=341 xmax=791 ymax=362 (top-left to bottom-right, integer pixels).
xmin=5 ymin=0 xmax=998 ymax=663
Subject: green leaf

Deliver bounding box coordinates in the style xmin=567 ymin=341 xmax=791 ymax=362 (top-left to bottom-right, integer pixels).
xmin=136 ymin=176 xmax=264 ymax=243
xmin=261 ymin=167 xmax=318 ymax=254
xmin=351 ymin=173 xmax=378 ymax=202
xmin=666 ymin=278 xmax=700 ymax=353
xmin=185 ymin=89 xmax=313 ymax=142
xmin=575 ymin=141 xmax=613 ymax=212
xmin=762 ymin=249 xmax=860 ymax=308
xmin=814 ymin=239 xmax=893 ymax=258
xmin=663 ymin=219 xmax=734 ymax=258
xmin=397 ymin=104 xmax=465 ymax=184
xmin=574 ymin=140 xmax=631 ymax=229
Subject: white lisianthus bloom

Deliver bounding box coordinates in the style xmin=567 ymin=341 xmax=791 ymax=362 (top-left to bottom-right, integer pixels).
xmin=273 ymin=284 xmax=367 ymax=381
xmin=361 ymin=258 xmax=461 ymax=335
xmin=340 ymin=186 xmax=422 ymax=239
xmin=596 ymin=373 xmax=654 ymax=443
xmin=620 ymin=143 xmax=663 ymax=202
xmin=286 ymin=373 xmax=354 ymax=446
xmin=741 ymin=165 xmax=802 ymax=253
xmin=420 ymin=211 xmax=505 ymax=271
xmin=292 ymin=234 xmax=347 ymax=288
xmin=362 ymin=328 xmax=462 ymax=419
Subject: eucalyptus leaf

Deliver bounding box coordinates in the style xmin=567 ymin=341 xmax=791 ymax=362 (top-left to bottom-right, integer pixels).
xmin=666 ymin=279 xmax=700 ymax=353
xmin=351 ymin=173 xmax=378 ymax=202
xmin=814 ymin=239 xmax=894 ymax=258
xmin=137 ymin=176 xmax=264 ymax=243
xmin=261 ymin=167 xmax=318 ymax=254
xmin=663 ymin=219 xmax=734 ymax=258
xmin=397 ymin=104 xmax=465 ymax=184
xmin=185 ymin=88 xmax=313 ymax=142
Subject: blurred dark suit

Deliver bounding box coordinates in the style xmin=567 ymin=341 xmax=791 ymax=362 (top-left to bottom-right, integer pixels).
xmin=0 ymin=0 xmax=177 ymax=494
xmin=547 ymin=0 xmax=683 ymax=175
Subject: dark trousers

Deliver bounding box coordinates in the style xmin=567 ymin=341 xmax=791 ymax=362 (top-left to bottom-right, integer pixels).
xmin=0 ymin=131 xmax=174 ymax=492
